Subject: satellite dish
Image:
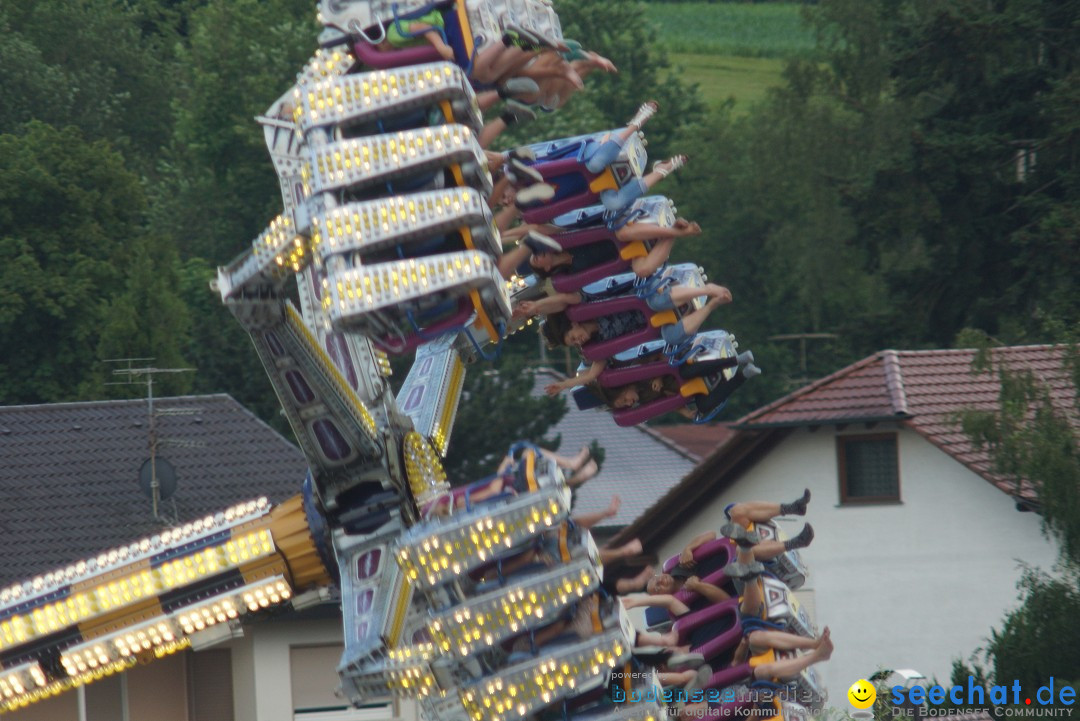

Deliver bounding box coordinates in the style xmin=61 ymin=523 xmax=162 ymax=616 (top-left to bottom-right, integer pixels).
xmin=139 ymin=458 xmax=178 ymax=501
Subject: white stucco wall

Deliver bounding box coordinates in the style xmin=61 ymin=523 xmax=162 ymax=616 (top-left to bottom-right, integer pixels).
xmin=229 ymin=618 xmax=420 ymax=721
xmin=655 ymin=424 xmax=1058 ymax=699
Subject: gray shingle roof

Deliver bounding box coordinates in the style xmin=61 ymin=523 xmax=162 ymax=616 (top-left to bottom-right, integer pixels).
xmin=529 ymin=369 xmax=698 ymax=529
xmin=0 ymin=395 xmax=309 ymax=587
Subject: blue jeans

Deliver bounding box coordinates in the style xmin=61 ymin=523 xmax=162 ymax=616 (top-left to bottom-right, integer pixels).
xmin=583 ymin=134 xmax=648 ymax=213
xmin=584 ymin=134 xmax=625 ymax=174
xmin=600 ymin=178 xmax=648 ymax=213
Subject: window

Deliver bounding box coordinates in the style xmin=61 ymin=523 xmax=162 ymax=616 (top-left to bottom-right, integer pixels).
xmin=188 ymin=648 xmax=234 ymax=721
xmin=837 ymin=433 xmax=900 ymax=503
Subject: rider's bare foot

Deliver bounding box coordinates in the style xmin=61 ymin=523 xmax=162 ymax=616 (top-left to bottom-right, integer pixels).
xmin=605 ymin=495 xmax=622 ymax=517
xmin=817 ymin=632 xmax=834 ymax=661
xmin=569 ymin=458 xmax=598 ymax=486
xmin=570 ymin=445 xmax=589 ymax=469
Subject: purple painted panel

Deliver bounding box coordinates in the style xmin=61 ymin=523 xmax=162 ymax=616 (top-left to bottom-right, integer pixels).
xmin=264 ymin=331 xmax=286 ymax=357
xmin=356 ymin=588 xmax=374 ymax=614
xmin=402 ymin=384 xmax=426 ymax=413
xmin=326 ymin=334 xmax=360 ymax=390
xmin=285 ymin=370 xmax=316 ymax=404
xmin=313 ymin=419 xmax=352 ymax=461
xmin=356 ymin=549 xmax=382 ymax=580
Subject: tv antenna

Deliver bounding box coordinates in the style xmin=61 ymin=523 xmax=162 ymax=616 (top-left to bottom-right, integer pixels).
xmin=105 ymin=359 xmax=199 ymax=521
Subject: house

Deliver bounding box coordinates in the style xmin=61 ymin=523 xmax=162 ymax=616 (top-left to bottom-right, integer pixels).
xmin=0 ymin=395 xmax=416 ymax=721
xmin=612 ymin=346 xmax=1071 ymax=695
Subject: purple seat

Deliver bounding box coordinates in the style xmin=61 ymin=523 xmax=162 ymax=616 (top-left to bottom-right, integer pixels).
xmin=672 ymin=598 xmax=742 ymax=661
xmin=661 ymin=538 xmax=734 ymax=574
xmin=350 ymin=0 xmax=475 ymax=71
xmin=371 ymin=296 xmax=475 ymax=355
xmin=598 ymin=359 xmax=677 ymax=389
xmin=520 ymin=157 xmax=604 ymax=225
xmin=566 ymin=295 xmax=677 ymax=362
xmin=352 ymin=41 xmax=442 ymax=69
xmin=611 ymin=395 xmax=688 ymax=427
xmin=550 ymin=231 xmax=651 ymax=294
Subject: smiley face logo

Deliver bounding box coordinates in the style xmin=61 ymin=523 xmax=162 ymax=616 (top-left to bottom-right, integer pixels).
xmin=848 ymin=679 xmax=877 ymax=709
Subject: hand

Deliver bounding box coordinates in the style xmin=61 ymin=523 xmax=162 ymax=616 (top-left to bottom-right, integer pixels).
xmin=705 ymin=285 xmax=732 ymax=304
xmin=587 ymin=52 xmax=617 ymax=73
xmin=513 ymin=301 xmax=537 ymax=319
xmin=650 ymin=377 xmax=664 ymax=393
xmin=545 ymin=382 xmax=565 ymax=396
xmin=679 ymin=548 xmax=696 ymax=567
xmin=605 ymin=495 xmax=621 ymax=517
xmin=685 ymin=576 xmax=701 ymax=590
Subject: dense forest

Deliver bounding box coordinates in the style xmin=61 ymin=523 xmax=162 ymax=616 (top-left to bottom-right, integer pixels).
xmin=1 ymin=0 xmax=1077 ymax=463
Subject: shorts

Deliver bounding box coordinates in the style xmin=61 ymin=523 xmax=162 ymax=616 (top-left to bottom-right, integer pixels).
xmin=660 ymin=319 xmax=689 ymax=346
xmin=385 ymin=11 xmax=445 ymax=47
xmin=645 ymin=286 xmax=676 ymax=312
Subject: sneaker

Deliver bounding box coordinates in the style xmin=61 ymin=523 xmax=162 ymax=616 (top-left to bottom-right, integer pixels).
xmin=501 ymin=30 xmax=540 ymax=51
xmin=629 ymin=100 xmax=659 ymax=129
xmin=523 ymin=231 xmax=561 ymax=255
xmin=508 ymin=146 xmax=536 ymax=163
xmin=667 ymin=652 xmax=705 ymax=670
xmin=514 ymin=183 xmax=555 ymax=208
xmin=737 ymin=350 xmax=755 ymax=367
xmin=720 ymin=522 xmax=761 ymax=549
xmin=498 ymin=77 xmax=539 ymax=100
xmin=653 ymin=154 xmax=688 ymax=178
xmin=500 ymin=100 xmax=536 ymax=126
xmin=684 ymin=665 xmax=713 ymax=693
xmin=509 ymin=157 xmax=544 ymax=185
xmin=742 ymin=363 xmax=762 ymax=379
xmin=722 ymin=561 xmax=765 ymax=581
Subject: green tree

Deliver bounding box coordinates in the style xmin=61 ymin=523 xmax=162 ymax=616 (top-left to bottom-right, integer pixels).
xmin=95 ymin=237 xmax=193 ymax=398
xmin=666 ymin=0 xmax=1080 ymax=417
xmin=442 ymin=359 xmax=567 ymax=483
xmin=154 ymin=0 xmax=317 ymax=261
xmin=954 ymin=329 xmax=1080 ymax=695
xmin=0 ymin=123 xmax=143 ymax=401
xmin=0 ymin=1 xmax=179 ymax=173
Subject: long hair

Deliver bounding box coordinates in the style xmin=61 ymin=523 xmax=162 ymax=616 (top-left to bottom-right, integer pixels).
xmin=540 ymin=311 xmax=572 ymax=348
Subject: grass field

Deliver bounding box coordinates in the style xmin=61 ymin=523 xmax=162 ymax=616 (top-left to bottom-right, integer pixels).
xmin=645 ymin=2 xmax=815 ymax=57
xmin=645 ymin=2 xmax=813 ymax=113
xmin=669 ymin=53 xmax=787 ymax=110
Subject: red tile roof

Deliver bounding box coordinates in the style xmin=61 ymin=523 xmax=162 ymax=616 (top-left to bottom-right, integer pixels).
xmin=650 ymin=424 xmax=736 ymax=462
xmin=736 ymin=345 xmax=1076 ymax=500
xmin=615 ymin=344 xmax=1075 ymax=546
